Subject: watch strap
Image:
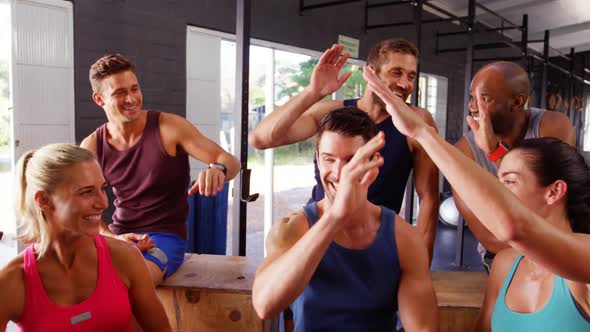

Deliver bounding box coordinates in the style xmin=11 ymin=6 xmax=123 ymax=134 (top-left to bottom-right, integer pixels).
xmin=487 ymin=141 xmax=509 ymax=162
xmin=208 ymin=162 xmax=227 ymax=176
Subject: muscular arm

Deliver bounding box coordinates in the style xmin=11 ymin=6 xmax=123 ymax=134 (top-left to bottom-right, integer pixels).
xmin=162 ymin=113 xmax=240 ymax=181
xmin=0 ymin=256 xmax=25 ymax=329
xmin=249 ymin=94 xmax=341 ymax=149
xmin=396 ymin=216 xmax=438 ymax=332
xmin=453 ymin=138 xmax=508 ymax=254
xmin=80 ymin=132 xmax=98 ymax=154
xmin=408 ymin=107 xmax=440 ymax=263
xmin=539 ymin=110 xmax=576 ymax=146
xmin=249 ymin=44 xmax=351 ymax=150
xmin=252 ymin=210 xmax=343 ymax=320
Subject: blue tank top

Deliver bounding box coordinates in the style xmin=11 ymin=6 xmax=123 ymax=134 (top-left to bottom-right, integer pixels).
xmin=310 ymin=99 xmax=413 ymax=213
xmin=492 ymin=254 xmax=590 ymax=331
xmin=291 ymin=202 xmax=401 ymax=332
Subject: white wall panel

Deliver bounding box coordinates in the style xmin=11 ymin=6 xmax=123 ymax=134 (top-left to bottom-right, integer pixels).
xmin=186 ymin=32 xmax=220 ymax=81
xmin=12 ymin=0 xmax=74 ymax=159
xmin=13 ymin=65 xmax=73 ymax=124
xmin=17 ymin=124 xmax=72 ymax=153
xmin=186 ymin=79 xmax=219 ymax=125
xmin=186 ymin=28 xmax=222 ymax=181
xmin=15 ymin=1 xmax=72 ymax=67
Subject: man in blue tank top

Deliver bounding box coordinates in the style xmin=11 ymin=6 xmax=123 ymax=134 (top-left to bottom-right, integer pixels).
xmin=252 ymin=109 xmax=438 ymax=332
xmin=249 ymin=39 xmax=439 ymax=261
xmin=80 ymin=54 xmax=241 ymax=285
xmin=453 ymin=61 xmax=575 ymax=269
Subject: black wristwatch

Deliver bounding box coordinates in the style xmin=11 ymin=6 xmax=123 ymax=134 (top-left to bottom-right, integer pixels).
xmin=209 ymin=162 xmax=227 ymax=177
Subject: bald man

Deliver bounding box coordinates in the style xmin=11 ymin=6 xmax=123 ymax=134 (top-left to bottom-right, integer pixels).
xmin=454 ymin=61 xmax=575 ymax=269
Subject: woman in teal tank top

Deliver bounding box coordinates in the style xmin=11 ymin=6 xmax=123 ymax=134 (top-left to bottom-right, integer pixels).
xmin=472 ymin=139 xmax=590 ymax=332
xmin=363 ymin=66 xmax=590 ymax=332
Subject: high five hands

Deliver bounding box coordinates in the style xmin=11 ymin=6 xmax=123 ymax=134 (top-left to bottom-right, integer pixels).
xmin=309 ymin=44 xmax=352 ymax=98
xmin=363 ymin=66 xmax=427 ymax=139
xmin=329 ymin=133 xmax=385 ymax=221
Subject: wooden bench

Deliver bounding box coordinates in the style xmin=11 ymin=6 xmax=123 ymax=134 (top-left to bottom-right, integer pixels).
xmin=156 ymin=254 xmax=264 ymax=332
xmin=432 ymin=271 xmax=488 ymax=332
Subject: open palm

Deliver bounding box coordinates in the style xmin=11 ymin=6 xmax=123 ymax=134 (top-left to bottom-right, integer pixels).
xmin=310 ymin=44 xmax=352 ymax=97
xmin=363 ymin=66 xmax=425 ymax=139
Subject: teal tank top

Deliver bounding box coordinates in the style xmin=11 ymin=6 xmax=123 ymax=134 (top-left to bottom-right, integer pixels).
xmin=492 ymin=254 xmax=590 ymax=331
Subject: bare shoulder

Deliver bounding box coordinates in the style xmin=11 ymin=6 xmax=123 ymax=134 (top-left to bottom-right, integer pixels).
xmin=157 ymin=111 xmax=199 ymax=145
xmin=394 ymin=216 xmax=422 ymax=250
xmin=158 ymin=111 xmax=191 ymax=129
xmin=266 ymin=210 xmax=310 ymax=255
xmin=80 ymin=131 xmax=98 ymax=154
xmin=0 ymin=253 xmax=26 ymax=321
xmin=103 ymin=236 xmax=143 ymax=287
xmin=410 ymin=106 xmax=437 ymax=127
xmin=307 ymin=99 xmax=345 ymax=122
xmin=489 ymin=248 xmax=519 ymax=283
xmin=539 ymin=110 xmax=575 ymax=144
xmin=539 ymin=109 xmax=571 ymax=127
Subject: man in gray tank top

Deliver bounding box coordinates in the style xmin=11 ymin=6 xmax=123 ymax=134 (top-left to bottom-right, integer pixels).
xmin=81 ymin=54 xmax=240 ymax=285
xmin=454 ymin=61 xmax=575 ymax=269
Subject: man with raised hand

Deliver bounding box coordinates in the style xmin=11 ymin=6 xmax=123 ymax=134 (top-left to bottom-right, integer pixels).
xmin=453 ymin=61 xmax=575 ymax=269
xmin=252 ymin=108 xmax=438 ymax=332
xmin=249 ymin=39 xmax=439 ymax=260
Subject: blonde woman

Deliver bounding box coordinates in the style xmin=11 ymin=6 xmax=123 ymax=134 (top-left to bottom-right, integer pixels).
xmin=0 ymin=144 xmax=171 ymax=331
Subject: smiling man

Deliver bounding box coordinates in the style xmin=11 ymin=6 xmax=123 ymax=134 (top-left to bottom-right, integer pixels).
xmin=453 ymin=61 xmax=575 ymax=269
xmin=81 ymin=54 xmax=240 ymax=285
xmin=252 ymin=108 xmax=437 ymax=332
xmin=249 ymin=38 xmax=439 ymax=262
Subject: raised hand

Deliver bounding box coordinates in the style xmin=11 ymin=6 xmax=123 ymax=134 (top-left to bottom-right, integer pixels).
xmin=363 ymin=66 xmax=426 ymax=139
xmin=309 ymin=44 xmax=352 ymax=97
xmin=466 ymin=109 xmax=498 ymax=154
xmin=329 ymin=132 xmax=385 ymax=221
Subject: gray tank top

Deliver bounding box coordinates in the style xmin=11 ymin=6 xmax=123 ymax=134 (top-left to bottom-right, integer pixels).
xmin=466 ymin=107 xmax=545 ymax=176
